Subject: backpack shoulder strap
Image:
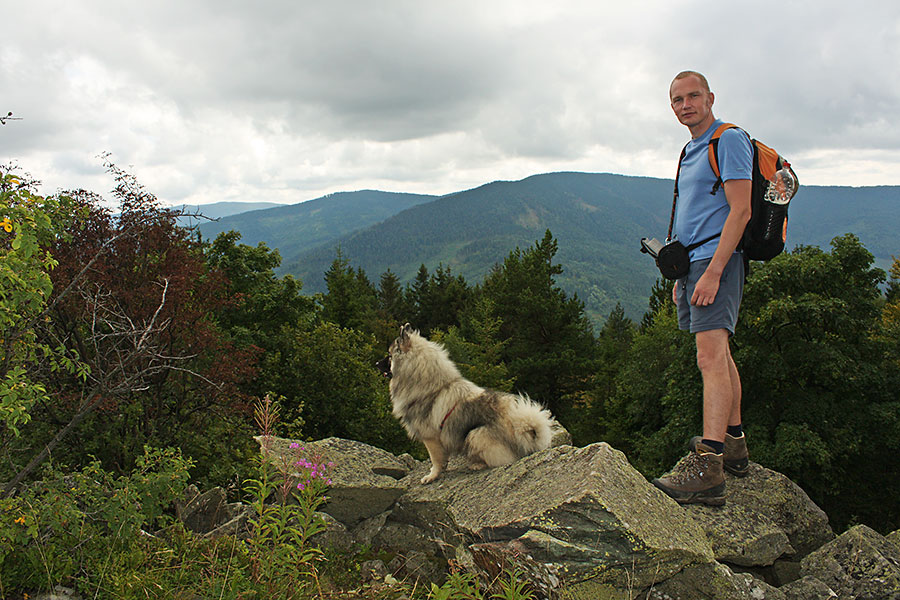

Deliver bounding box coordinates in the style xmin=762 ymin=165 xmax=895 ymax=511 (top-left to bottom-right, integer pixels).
xmin=707 ymin=123 xmax=741 ymax=194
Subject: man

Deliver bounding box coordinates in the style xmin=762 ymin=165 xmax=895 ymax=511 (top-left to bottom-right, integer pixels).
xmin=651 ymin=71 xmax=752 ymax=506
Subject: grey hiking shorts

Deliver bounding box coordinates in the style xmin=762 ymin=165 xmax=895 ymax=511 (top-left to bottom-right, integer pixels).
xmin=676 ymin=252 xmax=745 ymax=335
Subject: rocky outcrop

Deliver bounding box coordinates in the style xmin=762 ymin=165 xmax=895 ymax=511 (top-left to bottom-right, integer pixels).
xmin=255 ymin=435 xmax=411 ymax=526
xmin=798 ymin=524 xmax=900 ymax=599
xmin=685 ymin=462 xmax=832 ymax=565
xmin=680 ymin=461 xmax=835 ymax=590
xmin=177 ymin=435 xmax=896 ymax=598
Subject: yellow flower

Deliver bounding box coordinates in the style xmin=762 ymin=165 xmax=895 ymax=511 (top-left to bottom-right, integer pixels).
xmin=0 ymin=217 xmax=12 ymax=233
xmin=14 ymin=516 xmax=26 ymax=525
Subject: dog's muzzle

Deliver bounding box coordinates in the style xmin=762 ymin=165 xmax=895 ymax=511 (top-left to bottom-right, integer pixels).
xmin=375 ymin=355 xmax=392 ymax=379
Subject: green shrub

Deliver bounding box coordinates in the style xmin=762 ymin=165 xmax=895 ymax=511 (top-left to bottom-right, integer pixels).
xmin=0 ymin=446 xmax=191 ymax=596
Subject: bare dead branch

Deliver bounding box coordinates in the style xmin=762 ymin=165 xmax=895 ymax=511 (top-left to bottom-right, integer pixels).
xmin=136 ymin=279 xmax=169 ymax=352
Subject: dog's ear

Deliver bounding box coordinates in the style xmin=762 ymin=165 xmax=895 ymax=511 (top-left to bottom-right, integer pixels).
xmin=399 ymin=323 xmax=414 ymax=351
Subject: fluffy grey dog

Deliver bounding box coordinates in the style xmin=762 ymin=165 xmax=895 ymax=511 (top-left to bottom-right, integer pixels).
xmin=377 ymin=323 xmax=553 ymax=484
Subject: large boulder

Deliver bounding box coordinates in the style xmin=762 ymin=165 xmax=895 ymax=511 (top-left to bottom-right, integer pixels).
xmin=396 ymin=443 xmax=715 ymax=598
xmin=175 ymin=484 xmax=252 ymax=539
xmin=889 ymin=529 xmax=900 ymax=549
xmin=646 ymin=562 xmax=787 ymax=600
xmin=684 ymin=462 xmax=834 ymax=568
xmin=799 ymin=524 xmax=900 ymax=599
xmin=176 ymin=484 xmax=226 ymax=534
xmin=312 ymin=512 xmax=355 ymax=551
xmin=778 ymin=576 xmax=839 ymax=599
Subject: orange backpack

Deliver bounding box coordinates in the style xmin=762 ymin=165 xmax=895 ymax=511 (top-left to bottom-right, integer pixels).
xmin=704 ymin=123 xmax=799 ymax=261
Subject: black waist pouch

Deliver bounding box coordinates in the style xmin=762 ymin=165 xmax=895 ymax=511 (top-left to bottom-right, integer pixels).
xmin=656 ymin=241 xmax=691 ymax=280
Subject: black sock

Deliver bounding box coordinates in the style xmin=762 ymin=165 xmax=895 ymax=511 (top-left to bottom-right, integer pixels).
xmin=700 ymin=439 xmax=724 ymax=454
xmin=726 ymin=424 xmax=744 ymax=438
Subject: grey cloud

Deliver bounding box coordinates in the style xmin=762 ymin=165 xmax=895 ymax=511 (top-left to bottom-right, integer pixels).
xmin=3 ymin=0 xmax=900 ymax=205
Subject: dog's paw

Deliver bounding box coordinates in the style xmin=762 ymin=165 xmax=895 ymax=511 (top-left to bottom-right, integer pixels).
xmin=420 ymin=471 xmax=440 ymax=484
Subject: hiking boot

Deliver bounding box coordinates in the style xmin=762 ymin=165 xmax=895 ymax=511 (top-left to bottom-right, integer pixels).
xmin=652 ymin=440 xmax=726 ymax=506
xmin=685 ymin=434 xmax=750 ymax=476
xmin=724 ymin=433 xmax=750 ymax=477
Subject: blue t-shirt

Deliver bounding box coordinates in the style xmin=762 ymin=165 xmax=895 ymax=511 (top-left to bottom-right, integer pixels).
xmin=674 ymin=120 xmax=753 ymax=261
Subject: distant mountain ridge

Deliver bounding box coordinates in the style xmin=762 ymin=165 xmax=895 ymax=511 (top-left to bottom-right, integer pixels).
xmin=196 ymin=172 xmax=900 ymax=326
xmin=198 ymin=190 xmax=436 ymax=261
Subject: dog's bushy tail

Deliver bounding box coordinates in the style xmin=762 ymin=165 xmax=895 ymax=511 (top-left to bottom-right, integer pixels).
xmin=508 ymin=395 xmax=553 ymax=456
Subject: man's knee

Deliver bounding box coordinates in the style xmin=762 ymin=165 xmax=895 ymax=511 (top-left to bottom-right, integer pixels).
xmin=695 ymin=330 xmax=730 ymax=372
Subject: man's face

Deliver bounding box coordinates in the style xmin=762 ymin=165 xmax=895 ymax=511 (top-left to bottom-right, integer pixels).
xmin=670 ymin=75 xmax=714 ymax=130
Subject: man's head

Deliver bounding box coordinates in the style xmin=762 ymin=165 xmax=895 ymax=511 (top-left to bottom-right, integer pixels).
xmin=670 ymin=70 xmax=715 ymax=137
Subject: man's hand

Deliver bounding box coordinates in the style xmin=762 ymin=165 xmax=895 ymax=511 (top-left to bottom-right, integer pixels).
xmin=691 ymin=269 xmax=721 ymax=306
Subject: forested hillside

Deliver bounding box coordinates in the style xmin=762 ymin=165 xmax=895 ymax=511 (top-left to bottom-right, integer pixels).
xmin=199 ymin=172 xmax=900 ymax=325
xmin=198 ymin=190 xmax=436 ymax=266
xmin=785 ymin=184 xmax=900 ymax=264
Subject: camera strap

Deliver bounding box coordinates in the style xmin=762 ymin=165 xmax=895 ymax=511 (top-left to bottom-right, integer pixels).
xmin=670 ymin=144 xmax=722 ymax=253
xmin=668 ymin=145 xmax=687 ymax=242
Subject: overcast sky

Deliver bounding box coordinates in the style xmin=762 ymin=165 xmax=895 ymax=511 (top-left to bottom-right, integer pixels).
xmin=3 ymin=1 xmax=900 ymax=207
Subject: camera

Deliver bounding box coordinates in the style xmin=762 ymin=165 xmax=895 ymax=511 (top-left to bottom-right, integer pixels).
xmin=640 ymin=237 xmax=663 ymax=258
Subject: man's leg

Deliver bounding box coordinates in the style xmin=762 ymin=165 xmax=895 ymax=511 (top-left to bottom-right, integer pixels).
xmin=695 ymin=328 xmax=736 ymax=446
xmin=726 ymin=342 xmax=742 ymax=429
xmin=723 ymin=342 xmax=750 ymax=475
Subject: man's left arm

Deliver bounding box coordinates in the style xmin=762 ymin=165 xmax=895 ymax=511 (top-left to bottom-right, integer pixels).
xmin=690 ymin=179 xmax=751 ymax=306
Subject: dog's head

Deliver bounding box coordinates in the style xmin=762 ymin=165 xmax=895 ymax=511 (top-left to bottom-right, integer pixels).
xmin=376 ymin=323 xmax=418 ymax=379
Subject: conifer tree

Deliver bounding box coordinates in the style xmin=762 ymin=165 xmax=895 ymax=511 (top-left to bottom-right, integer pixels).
xmin=640 ymin=278 xmax=675 ymax=333
xmin=405 ymin=264 xmax=471 ymax=335
xmin=433 ymin=296 xmax=513 ymax=392
xmin=479 ymin=230 xmax=598 ymax=416
xmin=321 ymin=249 xmax=376 ymax=331
xmin=377 ymin=269 xmax=407 ymax=322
